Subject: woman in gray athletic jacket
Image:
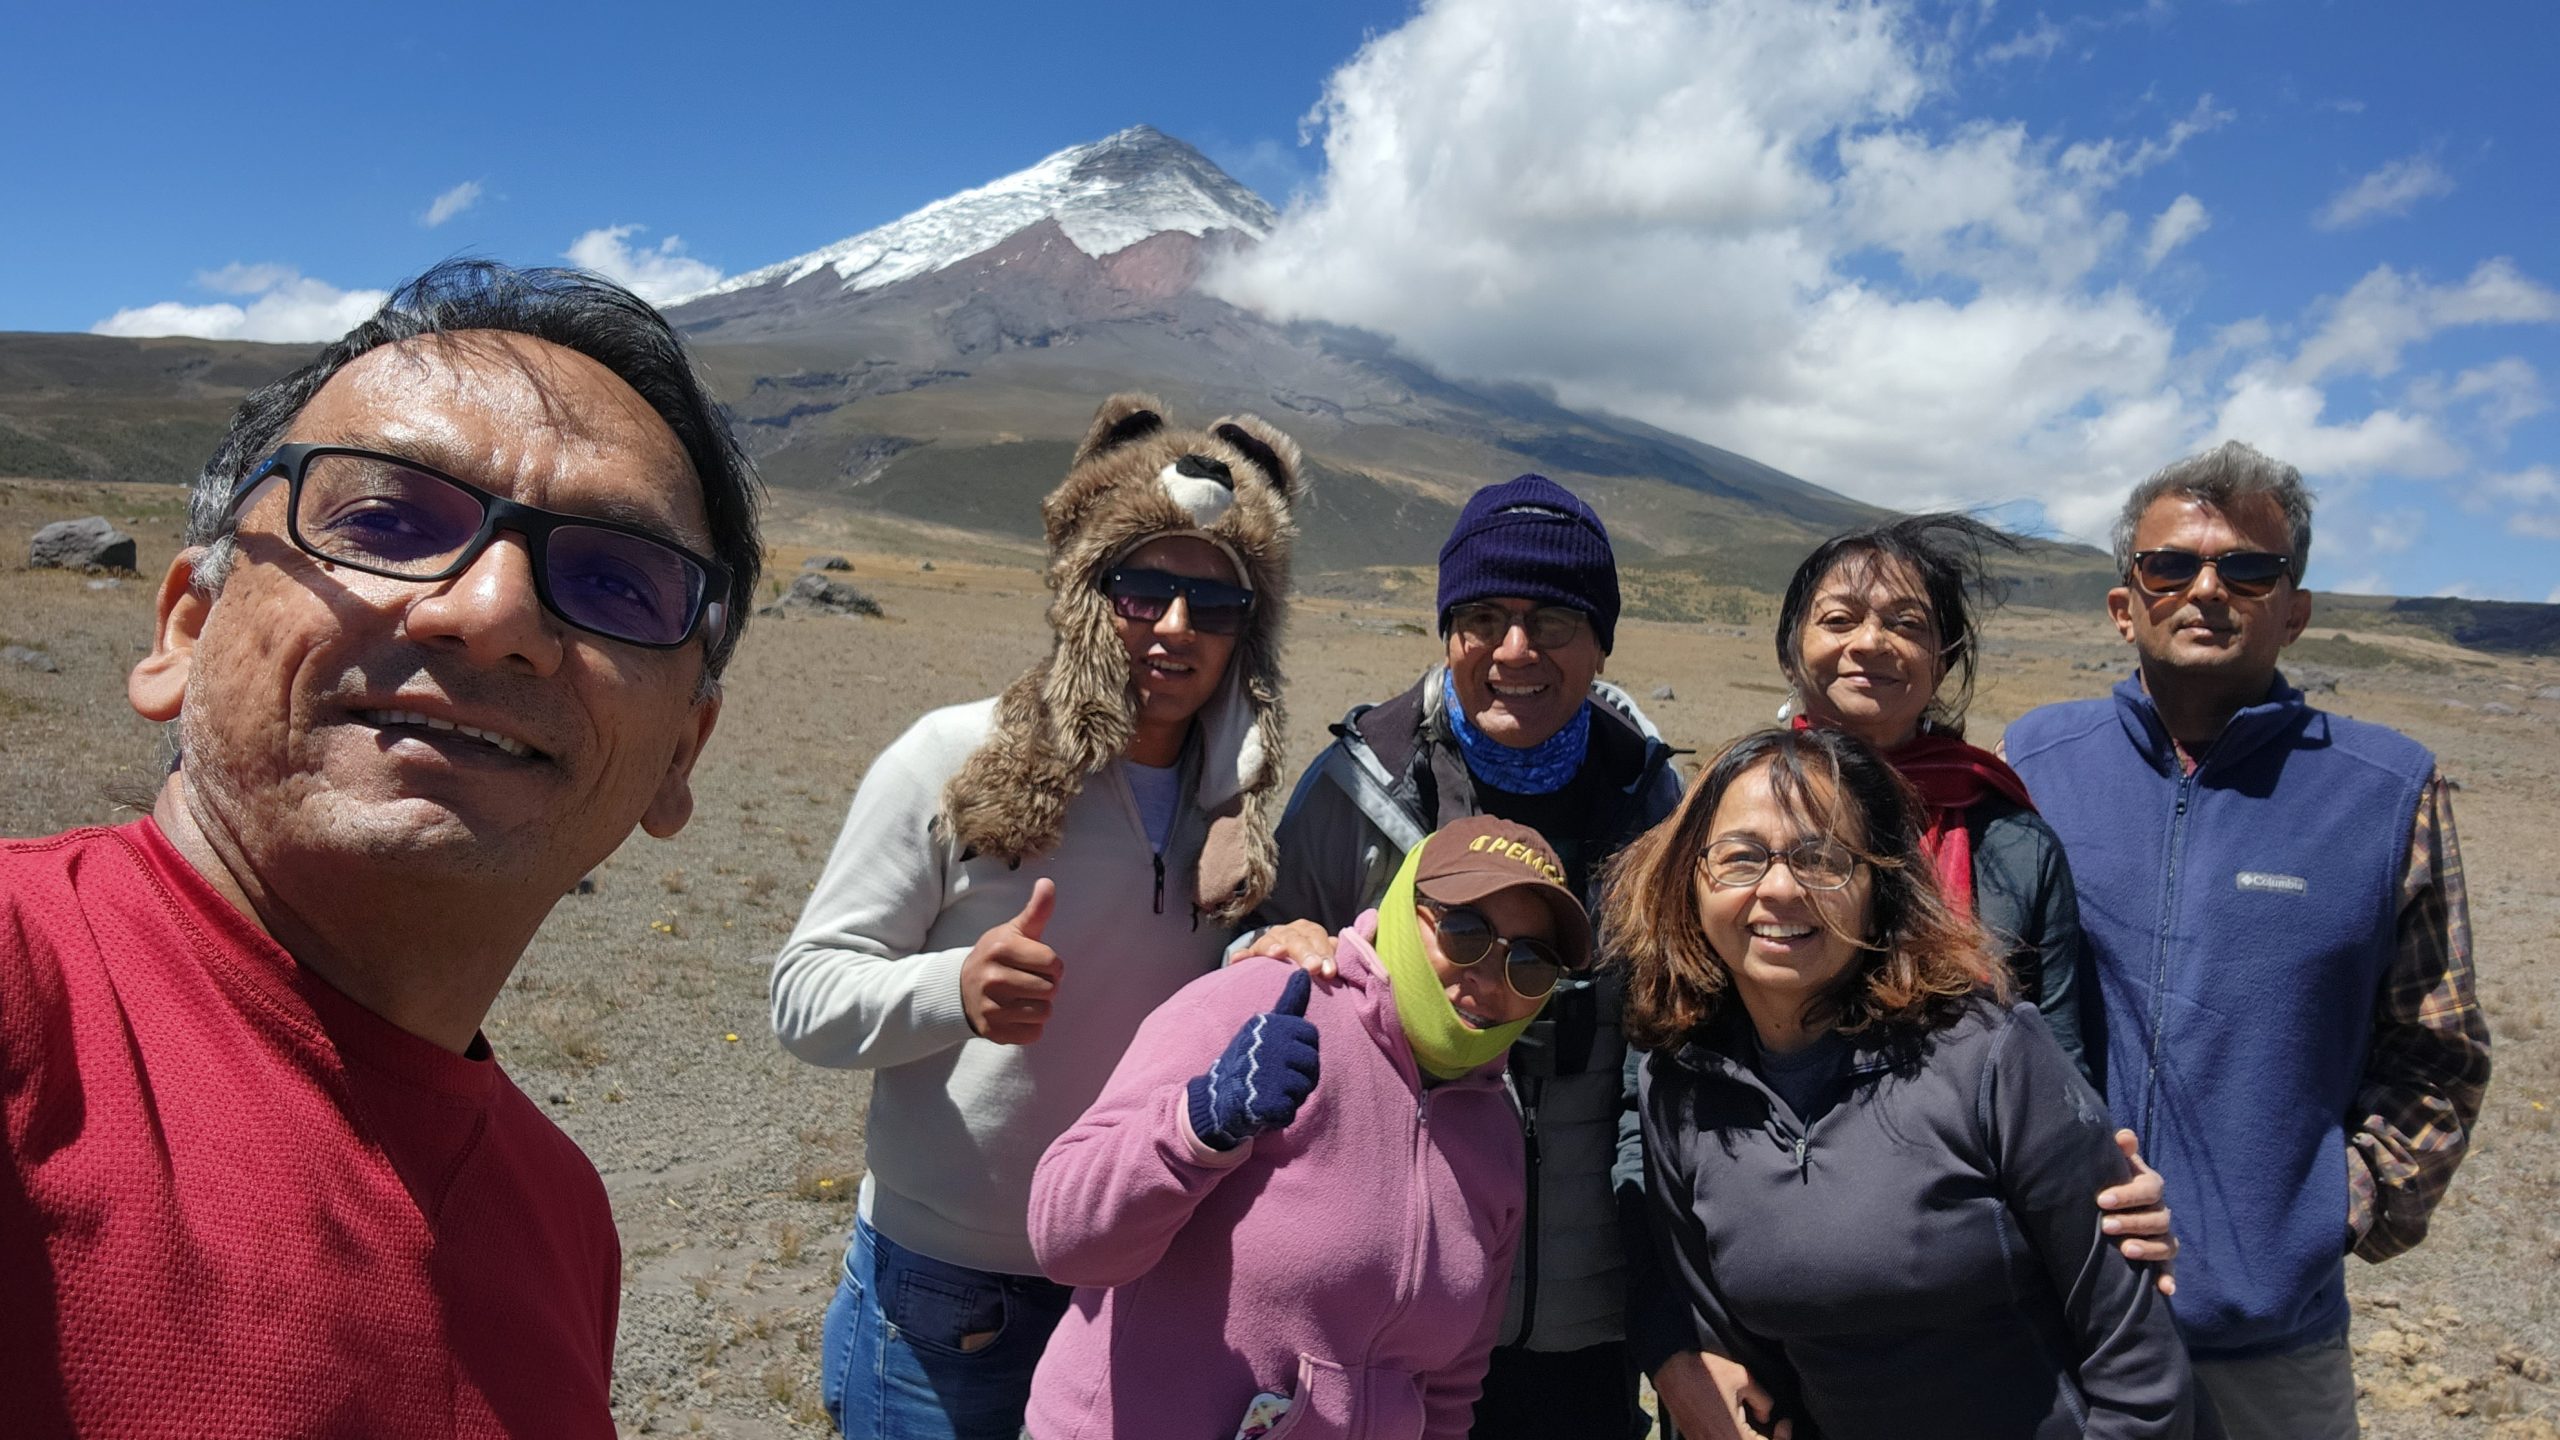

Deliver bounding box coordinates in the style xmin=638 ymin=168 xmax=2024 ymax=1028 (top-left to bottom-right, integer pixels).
xmin=1610 ymin=726 xmax=2199 ymax=1440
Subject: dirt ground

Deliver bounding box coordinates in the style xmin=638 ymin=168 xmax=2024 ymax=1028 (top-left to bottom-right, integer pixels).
xmin=3 ymin=476 xmax=2555 ymax=1438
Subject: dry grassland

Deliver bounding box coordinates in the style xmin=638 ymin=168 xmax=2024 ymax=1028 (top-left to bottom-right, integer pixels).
xmin=3 ymin=478 xmax=2554 ymax=1437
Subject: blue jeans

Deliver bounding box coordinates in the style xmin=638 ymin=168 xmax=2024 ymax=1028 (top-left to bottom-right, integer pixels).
xmin=820 ymin=1216 xmax=1075 ymax=1440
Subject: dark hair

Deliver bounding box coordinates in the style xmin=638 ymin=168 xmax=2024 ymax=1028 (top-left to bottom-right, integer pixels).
xmin=185 ymin=259 xmax=763 ymax=680
xmin=1604 ymin=726 xmax=1998 ymax=1052
xmin=1775 ymin=513 xmax=2019 ymax=738
xmin=2110 ymin=440 xmax=2314 ymax=582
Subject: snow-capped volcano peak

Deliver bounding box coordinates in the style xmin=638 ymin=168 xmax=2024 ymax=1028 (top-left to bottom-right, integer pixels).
xmin=701 ymin=126 xmax=1275 ymax=300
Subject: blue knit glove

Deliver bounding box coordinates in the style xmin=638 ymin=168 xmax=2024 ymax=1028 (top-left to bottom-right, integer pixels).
xmin=1184 ymin=969 xmax=1321 ymax=1151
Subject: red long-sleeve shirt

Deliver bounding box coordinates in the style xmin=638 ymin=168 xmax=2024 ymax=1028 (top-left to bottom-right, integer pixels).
xmin=0 ymin=821 xmax=619 ymax=1438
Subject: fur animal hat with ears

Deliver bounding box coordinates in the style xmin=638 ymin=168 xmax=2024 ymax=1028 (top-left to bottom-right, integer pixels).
xmin=941 ymin=393 xmax=1303 ymax=924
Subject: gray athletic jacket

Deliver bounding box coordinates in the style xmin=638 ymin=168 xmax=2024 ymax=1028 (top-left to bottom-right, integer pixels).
xmin=1253 ymin=667 xmax=1684 ymax=1353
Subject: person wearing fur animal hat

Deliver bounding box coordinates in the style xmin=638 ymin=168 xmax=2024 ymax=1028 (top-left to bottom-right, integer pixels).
xmin=770 ymin=393 xmax=1302 ymax=1440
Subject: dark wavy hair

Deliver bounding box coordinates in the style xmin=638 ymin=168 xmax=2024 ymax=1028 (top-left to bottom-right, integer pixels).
xmin=1605 ymin=726 xmax=2000 ymax=1052
xmin=185 ymin=259 xmax=763 ymax=682
xmin=1775 ymin=513 xmax=2018 ymax=738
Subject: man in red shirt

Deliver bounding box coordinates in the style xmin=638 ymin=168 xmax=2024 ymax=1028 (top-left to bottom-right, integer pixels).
xmin=0 ymin=260 xmax=762 ymax=1438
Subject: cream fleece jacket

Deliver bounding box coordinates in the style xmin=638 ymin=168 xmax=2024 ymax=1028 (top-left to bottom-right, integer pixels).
xmin=772 ymin=699 xmax=1235 ymax=1275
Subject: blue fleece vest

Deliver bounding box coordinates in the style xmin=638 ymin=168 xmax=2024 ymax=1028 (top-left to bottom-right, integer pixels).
xmin=2006 ymin=674 xmax=2432 ymax=1358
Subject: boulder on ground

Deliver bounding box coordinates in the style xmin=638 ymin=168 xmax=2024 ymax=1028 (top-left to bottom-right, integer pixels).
xmin=3 ymin=644 xmax=60 ymax=673
xmin=762 ymin=572 xmax=883 ymax=618
xmin=29 ymin=516 xmax=137 ymax=573
xmin=1650 ymin=684 xmax=1675 ymax=701
xmin=803 ymin=554 xmax=853 ymax=572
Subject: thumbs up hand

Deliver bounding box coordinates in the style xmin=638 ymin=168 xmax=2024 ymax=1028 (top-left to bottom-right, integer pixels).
xmin=963 ymin=878 xmax=1063 ymax=1046
xmin=1185 ymin=969 xmax=1322 ymax=1152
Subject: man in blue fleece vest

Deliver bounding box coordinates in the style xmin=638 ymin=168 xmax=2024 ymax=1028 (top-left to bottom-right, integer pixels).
xmin=2006 ymin=442 xmax=2491 ymax=1440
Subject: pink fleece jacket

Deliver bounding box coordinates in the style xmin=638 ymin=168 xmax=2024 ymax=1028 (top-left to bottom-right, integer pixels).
xmin=1025 ymin=920 xmax=1525 ymax=1440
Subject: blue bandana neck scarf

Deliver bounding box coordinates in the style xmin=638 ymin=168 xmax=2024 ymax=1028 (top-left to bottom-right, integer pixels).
xmin=1441 ymin=668 xmax=1592 ymax=796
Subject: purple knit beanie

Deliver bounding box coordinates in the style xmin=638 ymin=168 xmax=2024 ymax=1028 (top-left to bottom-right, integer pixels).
xmin=1436 ymin=474 xmax=1619 ymax=653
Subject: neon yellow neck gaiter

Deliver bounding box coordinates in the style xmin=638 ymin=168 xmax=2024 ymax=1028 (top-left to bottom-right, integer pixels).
xmin=1375 ymin=844 xmax=1545 ymax=1081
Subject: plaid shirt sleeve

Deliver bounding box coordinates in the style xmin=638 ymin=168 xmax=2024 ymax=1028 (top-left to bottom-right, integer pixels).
xmin=2346 ymin=770 xmax=2491 ymax=1262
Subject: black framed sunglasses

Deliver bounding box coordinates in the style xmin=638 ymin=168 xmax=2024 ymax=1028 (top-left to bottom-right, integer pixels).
xmin=223 ymin=444 xmax=732 ymax=649
xmin=1101 ymin=567 xmax=1255 ymax=636
xmin=2127 ymin=548 xmax=2291 ymax=600
xmin=1699 ymin=837 xmax=1861 ymax=892
xmin=1418 ymin=899 xmax=1576 ymax=1000
xmin=1447 ymin=602 xmax=1588 ymax=651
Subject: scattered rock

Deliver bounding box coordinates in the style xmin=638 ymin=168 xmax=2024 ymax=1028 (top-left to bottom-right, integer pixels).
xmin=3 ymin=644 xmax=60 ymax=673
xmin=29 ymin=516 xmax=137 ymax=573
xmin=548 ymin=1089 xmax=570 ymax=1106
xmin=573 ymin=875 xmax=598 ymax=896
xmin=2482 ymin=702 xmax=2520 ymax=716
xmin=85 ymin=578 xmax=121 ymax=591
xmin=2498 ymin=1345 xmax=2554 ymax=1385
xmin=802 ymin=554 xmax=853 ymax=572
xmin=1650 ymin=684 xmax=1676 ymax=701
xmin=2290 ymin=665 xmax=2342 ymax=695
xmin=762 ymin=572 xmax=882 ymax=618
xmin=2535 ymin=685 xmax=2560 ymax=702
xmin=919 ymin=560 xmax=937 ymax=572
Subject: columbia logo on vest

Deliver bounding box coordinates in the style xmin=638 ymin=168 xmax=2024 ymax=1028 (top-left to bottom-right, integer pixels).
xmin=2235 ymin=871 xmax=2310 ymax=896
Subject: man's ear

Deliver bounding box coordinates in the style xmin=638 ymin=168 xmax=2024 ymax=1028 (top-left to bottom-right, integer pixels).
xmin=641 ymin=690 xmax=721 ymax=839
xmin=2277 ymin=585 xmax=2313 ymax=647
xmin=2106 ymin=585 xmax=2137 ymax=645
xmin=129 ymin=549 xmax=213 ymax=721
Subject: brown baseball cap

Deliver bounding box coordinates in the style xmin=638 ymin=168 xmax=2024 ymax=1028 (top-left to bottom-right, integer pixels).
xmin=1412 ymin=816 xmax=1592 ymax=972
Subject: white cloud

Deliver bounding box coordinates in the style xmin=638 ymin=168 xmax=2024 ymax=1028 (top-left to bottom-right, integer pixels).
xmin=2314 ymin=155 xmax=2455 ymax=231
xmin=1980 ymin=16 xmax=2063 ymax=65
xmin=2056 ymin=93 xmax=2232 ymax=187
xmin=196 ymin=262 xmax=298 ymax=295
xmin=423 ymin=180 xmax=484 ymax=228
xmin=90 ymin=267 xmax=387 ymax=342
xmin=2214 ymin=371 xmax=2463 ymax=478
xmin=2142 ymin=194 xmax=2208 ymax=269
xmin=2289 ymin=259 xmax=2560 ymax=382
xmin=564 ymin=225 xmax=723 ymax=305
xmin=1206 ymin=0 xmax=2552 ymax=566
xmin=2365 ymin=509 xmax=2424 ymax=555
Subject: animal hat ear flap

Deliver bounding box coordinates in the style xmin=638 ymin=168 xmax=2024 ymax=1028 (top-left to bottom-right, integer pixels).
xmin=1209 ymin=417 xmax=1305 ymax=501
xmin=1075 ymin=393 xmax=1167 ymax=467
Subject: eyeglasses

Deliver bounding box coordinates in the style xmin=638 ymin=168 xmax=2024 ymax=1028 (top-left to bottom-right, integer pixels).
xmin=223 ymin=444 xmax=730 ymax=649
xmin=2127 ymin=548 xmax=2291 ymax=601
xmin=1448 ymin=602 xmax=1588 ymax=651
xmin=1418 ymin=899 xmax=1576 ymax=1000
xmin=1101 ymin=567 xmax=1254 ymax=636
xmin=1699 ymin=837 xmax=1861 ymax=891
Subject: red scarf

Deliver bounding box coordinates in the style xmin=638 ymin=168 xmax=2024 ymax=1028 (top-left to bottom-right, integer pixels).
xmin=1790 ymin=715 xmax=2036 ymax=913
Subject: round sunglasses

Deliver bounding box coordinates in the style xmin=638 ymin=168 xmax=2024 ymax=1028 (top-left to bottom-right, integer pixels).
xmin=1418 ymin=898 xmax=1575 ymax=1000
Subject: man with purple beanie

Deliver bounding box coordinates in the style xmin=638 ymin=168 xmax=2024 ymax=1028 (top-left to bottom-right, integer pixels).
xmin=1253 ymin=474 xmax=1685 ymax=1438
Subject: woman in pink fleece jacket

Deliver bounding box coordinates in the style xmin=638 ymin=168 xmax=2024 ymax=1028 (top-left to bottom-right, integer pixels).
xmin=1025 ymin=817 xmax=1591 ymax=1440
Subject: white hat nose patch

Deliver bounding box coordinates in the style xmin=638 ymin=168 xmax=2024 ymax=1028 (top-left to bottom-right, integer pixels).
xmin=1159 ymin=456 xmax=1237 ymax=527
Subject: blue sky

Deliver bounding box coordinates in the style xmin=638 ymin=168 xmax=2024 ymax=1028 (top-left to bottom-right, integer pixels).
xmin=6 ymin=1 xmax=2555 ymax=602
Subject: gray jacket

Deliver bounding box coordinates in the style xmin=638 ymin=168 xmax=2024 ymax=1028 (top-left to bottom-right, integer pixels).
xmin=1641 ymin=1000 xmax=2195 ymax=1439
xmin=1970 ymin=796 xmax=2096 ymax=1087
xmin=1255 ymin=667 xmax=1683 ymax=1352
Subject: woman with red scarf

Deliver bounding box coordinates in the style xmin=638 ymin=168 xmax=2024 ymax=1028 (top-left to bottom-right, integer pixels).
xmin=1774 ymin=514 xmax=2094 ymax=1082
